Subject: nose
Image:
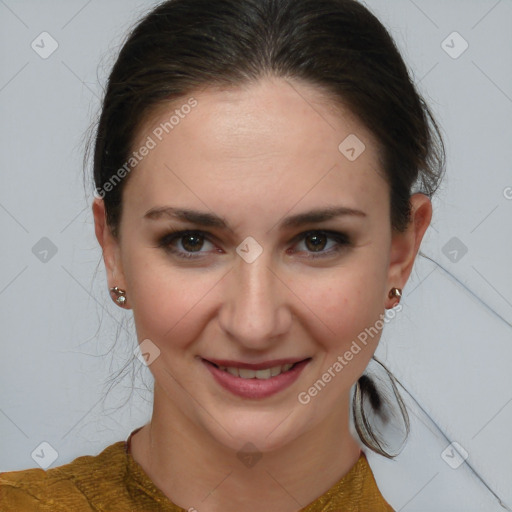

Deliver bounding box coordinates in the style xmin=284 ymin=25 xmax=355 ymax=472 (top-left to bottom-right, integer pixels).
xmin=218 ymin=250 xmax=292 ymax=350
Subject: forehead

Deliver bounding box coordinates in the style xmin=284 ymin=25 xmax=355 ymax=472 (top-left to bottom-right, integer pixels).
xmin=124 ymin=77 xmax=388 ymax=222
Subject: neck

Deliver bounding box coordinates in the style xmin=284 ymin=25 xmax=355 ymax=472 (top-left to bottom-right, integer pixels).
xmin=131 ymin=386 xmax=362 ymax=512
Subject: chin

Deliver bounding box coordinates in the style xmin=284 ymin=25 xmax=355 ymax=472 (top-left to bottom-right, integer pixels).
xmin=202 ymin=408 xmax=309 ymax=455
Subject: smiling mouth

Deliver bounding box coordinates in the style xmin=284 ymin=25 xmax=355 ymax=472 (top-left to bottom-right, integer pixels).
xmin=204 ymin=359 xmax=311 ymax=380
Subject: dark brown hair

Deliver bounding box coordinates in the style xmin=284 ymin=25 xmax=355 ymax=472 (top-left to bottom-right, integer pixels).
xmin=87 ymin=0 xmax=445 ymax=457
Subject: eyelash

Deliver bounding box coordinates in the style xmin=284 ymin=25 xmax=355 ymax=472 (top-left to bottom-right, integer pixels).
xmin=157 ymin=229 xmax=351 ymax=260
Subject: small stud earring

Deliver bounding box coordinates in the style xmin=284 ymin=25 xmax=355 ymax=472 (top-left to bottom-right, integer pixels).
xmin=388 ymin=287 xmax=402 ymax=308
xmin=110 ymin=286 xmax=127 ymax=307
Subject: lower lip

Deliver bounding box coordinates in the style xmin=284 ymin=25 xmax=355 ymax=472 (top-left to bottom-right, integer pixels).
xmin=202 ymin=359 xmax=311 ymax=399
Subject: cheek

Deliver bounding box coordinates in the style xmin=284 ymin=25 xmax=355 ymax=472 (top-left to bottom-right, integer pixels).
xmin=124 ymin=250 xmax=215 ymax=350
xmin=302 ymin=262 xmax=384 ymax=329
xmin=292 ymin=260 xmax=387 ymax=377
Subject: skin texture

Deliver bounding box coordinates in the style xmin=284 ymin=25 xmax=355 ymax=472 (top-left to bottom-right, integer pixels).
xmin=93 ymin=76 xmax=432 ymax=512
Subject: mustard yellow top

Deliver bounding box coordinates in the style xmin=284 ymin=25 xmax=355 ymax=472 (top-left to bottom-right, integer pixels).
xmin=0 ymin=427 xmax=394 ymax=511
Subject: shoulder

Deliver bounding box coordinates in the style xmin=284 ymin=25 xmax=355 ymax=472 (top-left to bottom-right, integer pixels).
xmin=356 ymin=454 xmax=395 ymax=511
xmin=0 ymin=440 xmax=127 ymax=511
xmin=308 ymin=452 xmax=395 ymax=512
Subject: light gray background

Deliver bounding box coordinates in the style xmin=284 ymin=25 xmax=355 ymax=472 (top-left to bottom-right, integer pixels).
xmin=1 ymin=1 xmax=511 ymax=511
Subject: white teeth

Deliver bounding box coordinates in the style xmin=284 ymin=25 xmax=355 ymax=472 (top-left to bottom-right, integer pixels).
xmin=218 ymin=363 xmax=296 ymax=379
xmin=255 ymin=368 xmax=272 ymax=379
xmin=270 ymin=366 xmax=281 ymax=377
xmin=239 ymin=368 xmax=257 ymax=379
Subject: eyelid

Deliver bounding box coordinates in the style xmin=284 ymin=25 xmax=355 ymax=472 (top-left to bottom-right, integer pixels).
xmin=289 ymin=229 xmax=350 ymax=244
xmin=288 ymin=230 xmax=351 ymax=259
xmin=157 ymin=229 xmax=217 ymax=257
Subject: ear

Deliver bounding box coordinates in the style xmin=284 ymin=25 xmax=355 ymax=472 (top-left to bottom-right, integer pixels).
xmin=92 ymin=197 xmax=130 ymax=309
xmin=385 ymin=193 xmax=432 ymax=308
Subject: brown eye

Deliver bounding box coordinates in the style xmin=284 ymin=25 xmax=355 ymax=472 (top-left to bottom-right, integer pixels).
xmin=158 ymin=230 xmax=216 ymax=259
xmin=304 ymin=233 xmax=328 ymax=252
xmin=180 ymin=233 xmax=204 ymax=252
xmin=292 ymin=230 xmax=351 ymax=259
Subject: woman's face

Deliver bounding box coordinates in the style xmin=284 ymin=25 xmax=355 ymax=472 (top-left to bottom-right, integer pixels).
xmin=95 ymin=77 xmax=429 ymax=453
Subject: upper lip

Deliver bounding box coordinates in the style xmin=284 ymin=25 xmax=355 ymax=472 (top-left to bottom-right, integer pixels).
xmin=202 ymin=357 xmax=310 ymax=370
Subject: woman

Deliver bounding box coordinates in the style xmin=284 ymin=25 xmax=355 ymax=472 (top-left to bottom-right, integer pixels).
xmin=0 ymin=0 xmax=444 ymax=510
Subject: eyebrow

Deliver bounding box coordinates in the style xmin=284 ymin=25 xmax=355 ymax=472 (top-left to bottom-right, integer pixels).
xmin=144 ymin=205 xmax=366 ymax=230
